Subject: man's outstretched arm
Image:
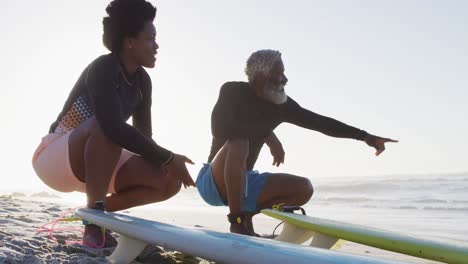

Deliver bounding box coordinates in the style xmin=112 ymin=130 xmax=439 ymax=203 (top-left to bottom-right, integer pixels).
xmin=283 ymin=98 xmax=397 ymax=156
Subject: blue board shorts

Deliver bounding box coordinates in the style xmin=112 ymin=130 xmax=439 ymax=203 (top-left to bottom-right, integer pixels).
xmin=196 ymin=163 xmax=270 ymax=212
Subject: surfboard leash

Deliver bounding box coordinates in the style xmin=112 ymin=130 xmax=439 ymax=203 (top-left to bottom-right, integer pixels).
xmin=271 ymin=203 xmax=307 ymax=237
xmin=35 ymin=206 xmax=108 ymax=248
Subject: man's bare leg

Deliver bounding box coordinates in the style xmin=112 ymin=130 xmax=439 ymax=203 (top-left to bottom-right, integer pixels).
xmin=257 ymin=173 xmax=313 ymax=209
xmin=247 ymin=173 xmax=313 ymax=235
xmin=211 ymin=140 xmax=254 ymax=235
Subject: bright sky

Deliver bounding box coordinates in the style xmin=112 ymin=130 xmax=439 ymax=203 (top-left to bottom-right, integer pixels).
xmin=1 ymin=0 xmax=467 ymax=192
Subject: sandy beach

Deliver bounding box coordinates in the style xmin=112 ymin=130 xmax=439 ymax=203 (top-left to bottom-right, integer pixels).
xmin=0 ymin=190 xmax=450 ymax=264
xmin=0 ymin=194 xmax=214 ymax=264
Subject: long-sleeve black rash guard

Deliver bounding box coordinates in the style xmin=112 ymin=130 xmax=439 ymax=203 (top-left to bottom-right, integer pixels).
xmin=49 ymin=53 xmax=172 ymax=166
xmin=207 ymin=81 xmax=367 ymax=170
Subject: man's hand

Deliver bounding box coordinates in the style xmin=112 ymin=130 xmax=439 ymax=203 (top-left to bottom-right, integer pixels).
xmin=265 ymin=132 xmax=285 ymax=167
xmin=165 ymin=154 xmax=195 ymax=188
xmin=364 ymin=134 xmax=398 ymax=156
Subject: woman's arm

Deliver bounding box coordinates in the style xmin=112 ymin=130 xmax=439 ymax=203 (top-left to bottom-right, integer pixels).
xmin=86 ymin=55 xmax=172 ymax=166
xmin=132 ymin=70 xmax=153 ymax=138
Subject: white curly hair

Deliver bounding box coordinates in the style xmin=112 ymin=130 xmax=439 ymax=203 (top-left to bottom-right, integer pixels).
xmin=245 ymin=49 xmax=282 ymax=84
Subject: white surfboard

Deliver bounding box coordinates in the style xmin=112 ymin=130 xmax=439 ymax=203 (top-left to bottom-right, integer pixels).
xmin=76 ymin=208 xmax=406 ymax=264
xmin=262 ymin=208 xmax=468 ymax=264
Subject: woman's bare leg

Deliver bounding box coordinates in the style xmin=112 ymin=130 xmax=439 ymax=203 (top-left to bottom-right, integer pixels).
xmin=68 ymin=117 xmax=122 ymax=208
xmin=68 ymin=117 xmax=184 ymax=247
xmin=105 ymin=155 xmax=182 ymax=212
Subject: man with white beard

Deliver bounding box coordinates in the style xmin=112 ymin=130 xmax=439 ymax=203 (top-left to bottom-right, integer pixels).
xmin=196 ymin=49 xmax=398 ymax=236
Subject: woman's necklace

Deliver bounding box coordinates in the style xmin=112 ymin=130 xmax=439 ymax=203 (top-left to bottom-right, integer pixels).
xmin=122 ymin=71 xmax=143 ymax=101
xmin=121 ymin=71 xmax=134 ymax=86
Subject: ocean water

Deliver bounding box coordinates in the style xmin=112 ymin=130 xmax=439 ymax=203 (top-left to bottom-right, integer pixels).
xmin=4 ymin=172 xmax=467 ymax=246
xmin=305 ymin=173 xmax=468 ymax=244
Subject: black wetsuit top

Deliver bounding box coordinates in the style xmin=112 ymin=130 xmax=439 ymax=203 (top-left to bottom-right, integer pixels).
xmin=50 ymin=53 xmax=172 ymax=166
xmin=208 ymin=81 xmax=367 ymax=170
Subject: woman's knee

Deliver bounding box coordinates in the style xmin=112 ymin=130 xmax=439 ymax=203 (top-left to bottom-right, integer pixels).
xmin=129 ymin=172 xmax=182 ymax=203
xmin=163 ymin=173 xmax=182 ymax=199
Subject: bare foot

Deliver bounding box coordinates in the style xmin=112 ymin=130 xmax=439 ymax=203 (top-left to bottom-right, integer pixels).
xmin=230 ymin=223 xmax=257 ymax=236
xmin=245 ymin=217 xmax=260 ymax=237
xmin=83 ymin=224 xmax=117 ymax=248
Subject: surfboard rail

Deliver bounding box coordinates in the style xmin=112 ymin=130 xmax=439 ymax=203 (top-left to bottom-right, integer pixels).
xmin=76 ymin=208 xmax=406 ymax=264
xmin=262 ymin=209 xmax=468 ymax=264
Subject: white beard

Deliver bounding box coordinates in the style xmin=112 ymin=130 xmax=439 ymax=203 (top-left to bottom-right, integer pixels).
xmin=262 ymin=83 xmax=287 ymax=104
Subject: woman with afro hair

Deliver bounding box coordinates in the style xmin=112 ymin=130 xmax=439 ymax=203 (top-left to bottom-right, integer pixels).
xmin=32 ymin=0 xmax=195 ymax=247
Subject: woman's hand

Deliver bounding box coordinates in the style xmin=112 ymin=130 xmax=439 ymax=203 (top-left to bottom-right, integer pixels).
xmin=166 ymin=154 xmax=195 ymax=188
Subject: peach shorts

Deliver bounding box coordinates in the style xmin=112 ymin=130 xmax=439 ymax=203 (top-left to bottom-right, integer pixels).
xmin=32 ymin=131 xmax=133 ymax=193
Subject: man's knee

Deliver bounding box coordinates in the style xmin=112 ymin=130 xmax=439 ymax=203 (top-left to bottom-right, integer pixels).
xmin=298 ymin=177 xmax=313 ymax=204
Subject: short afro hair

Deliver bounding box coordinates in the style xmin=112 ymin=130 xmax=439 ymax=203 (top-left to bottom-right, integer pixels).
xmin=245 ymin=49 xmax=282 ymax=85
xmin=102 ymin=0 xmax=157 ymax=53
